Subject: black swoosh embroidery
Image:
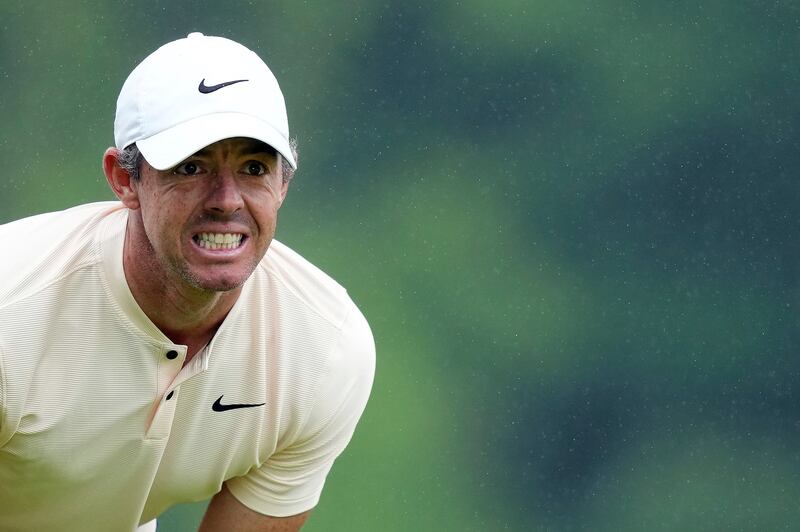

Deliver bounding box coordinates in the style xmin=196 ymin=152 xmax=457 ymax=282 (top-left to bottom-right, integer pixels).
xmin=212 ymin=395 xmax=265 ymax=412
xmin=198 ymin=78 xmax=249 ymax=94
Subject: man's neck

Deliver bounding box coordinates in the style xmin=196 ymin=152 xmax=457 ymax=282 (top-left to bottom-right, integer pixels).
xmin=122 ymin=227 xmax=241 ymax=362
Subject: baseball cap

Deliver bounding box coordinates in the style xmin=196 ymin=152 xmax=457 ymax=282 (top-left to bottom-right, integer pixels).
xmin=114 ymin=32 xmax=296 ymax=170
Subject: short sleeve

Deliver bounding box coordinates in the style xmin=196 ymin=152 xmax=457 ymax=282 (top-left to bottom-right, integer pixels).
xmin=225 ymin=304 xmax=376 ymax=516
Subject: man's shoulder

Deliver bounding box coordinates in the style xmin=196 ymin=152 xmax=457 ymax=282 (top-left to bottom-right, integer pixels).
xmin=0 ymin=202 xmax=126 ymax=306
xmin=0 ymin=201 xmax=122 ymax=232
xmin=258 ymin=240 xmax=358 ymax=329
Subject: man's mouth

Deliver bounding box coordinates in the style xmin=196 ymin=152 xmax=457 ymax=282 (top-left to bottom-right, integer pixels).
xmin=193 ymin=232 xmax=245 ymax=250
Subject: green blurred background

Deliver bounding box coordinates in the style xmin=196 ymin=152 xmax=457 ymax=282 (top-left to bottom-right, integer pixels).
xmin=2 ymin=1 xmax=798 ymax=530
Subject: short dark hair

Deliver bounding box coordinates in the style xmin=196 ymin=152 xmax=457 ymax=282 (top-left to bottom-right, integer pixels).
xmin=117 ymin=144 xmax=144 ymax=181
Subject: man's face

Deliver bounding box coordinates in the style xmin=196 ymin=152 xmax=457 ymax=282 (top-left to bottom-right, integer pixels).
xmin=129 ymin=137 xmax=288 ymax=293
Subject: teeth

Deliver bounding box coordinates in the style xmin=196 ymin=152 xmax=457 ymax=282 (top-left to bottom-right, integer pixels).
xmin=196 ymin=232 xmax=243 ymax=250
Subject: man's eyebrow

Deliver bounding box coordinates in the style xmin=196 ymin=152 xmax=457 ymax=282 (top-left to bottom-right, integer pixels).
xmin=192 ymin=147 xmax=212 ymax=158
xmin=241 ymin=141 xmax=278 ymax=157
xmin=191 ymin=141 xmax=277 ymax=158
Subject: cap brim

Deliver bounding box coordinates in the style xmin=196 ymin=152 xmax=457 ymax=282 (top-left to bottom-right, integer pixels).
xmin=135 ymin=112 xmax=296 ymax=171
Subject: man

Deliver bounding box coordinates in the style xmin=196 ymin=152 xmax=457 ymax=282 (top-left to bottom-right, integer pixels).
xmin=0 ymin=33 xmax=375 ymax=531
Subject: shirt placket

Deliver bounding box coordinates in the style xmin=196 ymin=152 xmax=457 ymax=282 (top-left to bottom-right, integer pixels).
xmin=145 ymin=345 xmax=186 ymax=439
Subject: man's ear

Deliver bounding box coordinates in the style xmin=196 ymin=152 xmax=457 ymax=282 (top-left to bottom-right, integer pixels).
xmin=103 ymin=147 xmax=141 ymax=210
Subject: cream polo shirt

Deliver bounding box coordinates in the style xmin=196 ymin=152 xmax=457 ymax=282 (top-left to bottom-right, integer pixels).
xmin=0 ymin=202 xmax=375 ymax=532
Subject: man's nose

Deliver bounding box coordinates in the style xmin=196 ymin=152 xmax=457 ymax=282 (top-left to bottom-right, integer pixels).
xmin=205 ymin=169 xmax=244 ymax=215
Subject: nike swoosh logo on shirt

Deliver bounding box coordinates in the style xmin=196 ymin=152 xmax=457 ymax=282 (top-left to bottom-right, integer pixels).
xmin=198 ymin=78 xmax=249 ymax=93
xmin=212 ymin=395 xmax=265 ymax=412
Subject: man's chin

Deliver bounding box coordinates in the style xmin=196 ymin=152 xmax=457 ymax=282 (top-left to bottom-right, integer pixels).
xmin=197 ymin=279 xmax=247 ymax=293
xmin=179 ymin=268 xmax=252 ymax=294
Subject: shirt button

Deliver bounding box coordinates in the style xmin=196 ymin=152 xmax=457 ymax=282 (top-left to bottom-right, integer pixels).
xmin=166 ymin=391 xmax=175 ymax=400
xmin=166 ymin=350 xmax=178 ymax=360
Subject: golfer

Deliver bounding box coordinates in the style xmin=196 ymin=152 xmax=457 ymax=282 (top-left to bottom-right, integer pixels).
xmin=0 ymin=33 xmax=375 ymax=532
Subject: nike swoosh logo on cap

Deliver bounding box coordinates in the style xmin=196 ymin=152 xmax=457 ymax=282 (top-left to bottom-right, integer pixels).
xmin=212 ymin=395 xmax=265 ymax=412
xmin=198 ymin=78 xmax=249 ymax=93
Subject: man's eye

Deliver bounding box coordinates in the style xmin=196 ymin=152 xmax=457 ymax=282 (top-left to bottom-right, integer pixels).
xmin=244 ymin=161 xmax=267 ymax=176
xmin=175 ymin=162 xmax=200 ymax=175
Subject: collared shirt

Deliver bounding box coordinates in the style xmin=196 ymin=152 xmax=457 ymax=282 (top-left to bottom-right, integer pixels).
xmin=0 ymin=202 xmax=375 ymax=531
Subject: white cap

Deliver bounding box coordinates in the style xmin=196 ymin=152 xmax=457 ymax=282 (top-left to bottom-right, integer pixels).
xmin=114 ymin=32 xmax=296 ymax=170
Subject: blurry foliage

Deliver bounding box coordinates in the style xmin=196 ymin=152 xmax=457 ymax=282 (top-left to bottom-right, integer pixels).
xmin=1 ymin=1 xmax=798 ymax=530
